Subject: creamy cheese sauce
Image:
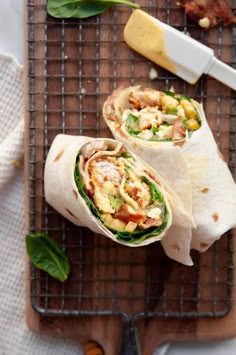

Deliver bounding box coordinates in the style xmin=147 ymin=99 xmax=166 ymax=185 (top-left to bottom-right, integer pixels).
xmin=124 ymin=9 xmax=176 ymax=74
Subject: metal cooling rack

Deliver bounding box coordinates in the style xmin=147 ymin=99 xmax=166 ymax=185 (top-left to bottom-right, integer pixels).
xmin=26 ymin=0 xmax=236 ymax=353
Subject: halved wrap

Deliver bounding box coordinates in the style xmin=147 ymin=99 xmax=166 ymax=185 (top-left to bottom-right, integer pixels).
xmin=44 ymin=134 xmax=194 ymax=252
xmin=103 ymin=86 xmax=236 ymax=253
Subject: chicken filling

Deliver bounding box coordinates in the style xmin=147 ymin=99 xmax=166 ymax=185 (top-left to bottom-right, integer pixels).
xmin=121 ymin=89 xmax=201 ymax=141
xmin=75 ymin=140 xmax=169 ymax=242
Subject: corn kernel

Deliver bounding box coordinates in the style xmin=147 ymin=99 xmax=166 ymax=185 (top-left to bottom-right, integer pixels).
xmin=180 ymin=99 xmax=197 ymax=119
xmin=186 ymin=118 xmax=200 ymax=130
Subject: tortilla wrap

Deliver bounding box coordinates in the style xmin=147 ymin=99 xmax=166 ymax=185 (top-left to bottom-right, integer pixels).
xmin=103 ymin=86 xmax=236 ymax=253
xmin=44 ymin=134 xmax=194 ymax=253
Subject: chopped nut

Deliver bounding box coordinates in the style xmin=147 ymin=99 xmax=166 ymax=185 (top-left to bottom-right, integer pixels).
xmin=198 ymin=17 xmax=210 ymax=28
xmin=149 ymin=67 xmax=158 ymax=80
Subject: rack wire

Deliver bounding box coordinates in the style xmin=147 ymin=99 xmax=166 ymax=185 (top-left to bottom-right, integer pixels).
xmin=26 ymin=0 xmax=236 ymax=353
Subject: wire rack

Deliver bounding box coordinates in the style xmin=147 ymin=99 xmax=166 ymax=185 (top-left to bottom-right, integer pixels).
xmin=26 ymin=0 xmax=236 ymax=353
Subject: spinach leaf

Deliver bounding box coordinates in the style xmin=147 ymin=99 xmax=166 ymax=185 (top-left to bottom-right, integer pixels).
xmin=124 ymin=165 xmax=132 ymax=173
xmin=149 ymin=137 xmax=173 ymax=142
xmin=74 ymin=154 xmax=101 ymax=219
xmin=151 ymin=125 xmax=159 ymax=134
xmin=141 ymin=176 xmax=164 ymax=203
xmin=120 ymin=151 xmax=133 ymax=159
xmin=162 ymin=90 xmax=191 ymax=103
xmin=47 ymin=0 xmax=140 ymax=19
xmin=125 ymin=113 xmax=141 ymax=135
xmin=178 ymin=94 xmax=191 ymax=102
xmin=26 ymin=233 xmax=70 ymax=282
xmin=162 ymin=90 xmax=175 ymax=97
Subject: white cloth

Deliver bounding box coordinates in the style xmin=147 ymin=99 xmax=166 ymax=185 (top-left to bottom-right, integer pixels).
xmin=0 ymin=53 xmax=82 ymax=355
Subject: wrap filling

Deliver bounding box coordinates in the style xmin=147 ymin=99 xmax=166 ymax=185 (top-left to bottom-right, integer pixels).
xmin=74 ymin=140 xmax=169 ymax=243
xmin=111 ymin=88 xmax=201 ymax=141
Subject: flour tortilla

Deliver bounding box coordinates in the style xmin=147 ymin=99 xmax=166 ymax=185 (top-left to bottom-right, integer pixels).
xmin=44 ymin=134 xmax=194 ymax=251
xmin=103 ymin=86 xmax=236 ymax=254
xmin=182 ymin=103 xmax=236 ymax=251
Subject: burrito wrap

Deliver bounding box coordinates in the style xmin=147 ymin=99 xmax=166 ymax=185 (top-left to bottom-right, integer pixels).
xmin=44 ymin=134 xmax=194 ymax=250
xmin=103 ymin=85 xmax=236 ymax=253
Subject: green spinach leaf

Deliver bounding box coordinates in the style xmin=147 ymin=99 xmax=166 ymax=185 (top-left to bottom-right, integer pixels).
xmin=162 ymin=90 xmax=191 ymax=103
xmin=26 ymin=232 xmax=70 ymax=282
xmin=74 ymin=154 xmax=101 ymax=219
xmin=126 ymin=113 xmax=141 ymax=135
xmin=47 ymin=0 xmax=140 ymax=19
xmin=162 ymin=90 xmax=175 ymax=98
xmin=151 ymin=125 xmax=159 ymax=134
xmin=120 ymin=151 xmax=133 ymax=159
xmin=178 ymin=94 xmax=191 ymax=102
xmin=141 ymin=176 xmax=164 ymax=203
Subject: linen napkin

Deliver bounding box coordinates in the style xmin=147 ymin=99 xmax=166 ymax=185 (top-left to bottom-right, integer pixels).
xmin=0 ymin=52 xmax=83 ymax=355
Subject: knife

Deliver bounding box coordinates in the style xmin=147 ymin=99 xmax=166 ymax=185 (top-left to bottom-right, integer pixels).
xmin=124 ymin=9 xmax=236 ymax=90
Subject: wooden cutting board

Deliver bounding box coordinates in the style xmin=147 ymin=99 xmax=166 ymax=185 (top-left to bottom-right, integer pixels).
xmin=24 ymin=1 xmax=236 ymax=354
xmin=25 ymin=241 xmax=236 ymax=355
